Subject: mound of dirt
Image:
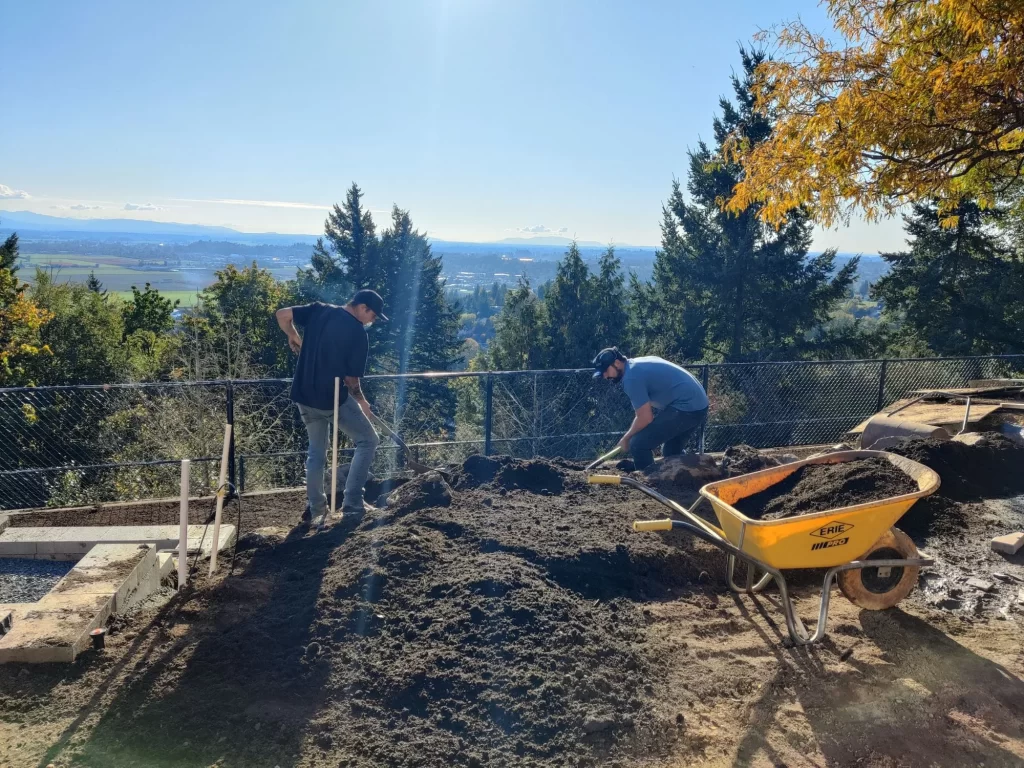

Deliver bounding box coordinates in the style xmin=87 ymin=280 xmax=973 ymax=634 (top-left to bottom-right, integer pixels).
xmin=386 ymin=472 xmax=454 ymax=512
xmin=733 ymin=457 xmax=918 ymax=521
xmin=888 ymin=433 xmax=1024 ymax=501
xmin=721 ymin=444 xmax=781 ymax=476
xmin=287 ymin=454 xmax=722 ymax=767
xmin=642 ymin=454 xmax=723 ymax=500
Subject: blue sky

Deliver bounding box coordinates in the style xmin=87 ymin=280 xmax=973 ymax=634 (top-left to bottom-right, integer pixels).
xmin=0 ymin=0 xmax=906 ymax=251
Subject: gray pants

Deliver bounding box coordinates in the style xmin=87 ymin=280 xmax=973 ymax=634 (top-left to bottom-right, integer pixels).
xmin=298 ymin=398 xmax=379 ymax=515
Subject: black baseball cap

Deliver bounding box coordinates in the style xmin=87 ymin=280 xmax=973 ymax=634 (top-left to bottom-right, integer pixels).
xmin=351 ymin=289 xmax=388 ymax=321
xmin=592 ymin=347 xmax=623 ymax=377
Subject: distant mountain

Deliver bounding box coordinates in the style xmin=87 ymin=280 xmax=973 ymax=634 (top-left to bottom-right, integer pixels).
xmin=0 ymin=210 xmax=246 ymax=236
xmin=0 ymin=209 xmax=319 ymax=245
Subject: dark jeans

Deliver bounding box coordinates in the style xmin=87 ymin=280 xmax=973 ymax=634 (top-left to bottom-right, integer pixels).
xmin=630 ymin=406 xmax=708 ymax=471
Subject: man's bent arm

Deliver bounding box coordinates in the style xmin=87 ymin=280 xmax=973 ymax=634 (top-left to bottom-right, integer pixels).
xmin=275 ymin=307 xmax=302 ymax=353
xmin=618 ymin=402 xmax=654 ymax=450
xmin=345 ymin=376 xmax=372 ymax=418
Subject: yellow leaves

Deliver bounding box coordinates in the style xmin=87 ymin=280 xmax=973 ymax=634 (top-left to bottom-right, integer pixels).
xmin=727 ymin=0 xmax=1024 ymax=226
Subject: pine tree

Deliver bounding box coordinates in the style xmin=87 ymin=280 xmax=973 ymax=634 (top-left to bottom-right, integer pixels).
xmin=299 ymin=182 xmax=377 ymax=303
xmin=544 ymin=242 xmax=598 ymax=367
xmin=874 ymin=200 xmax=1024 ymax=355
xmin=592 ymin=246 xmax=628 ymax=349
xmin=634 ymin=49 xmax=858 ymax=362
xmin=489 ymin=278 xmax=548 ymax=370
xmin=86 ymin=272 xmax=107 ymax=297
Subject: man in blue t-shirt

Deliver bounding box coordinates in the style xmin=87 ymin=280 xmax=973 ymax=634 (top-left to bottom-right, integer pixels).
xmin=276 ymin=289 xmax=387 ymax=525
xmin=592 ymin=347 xmax=709 ymax=470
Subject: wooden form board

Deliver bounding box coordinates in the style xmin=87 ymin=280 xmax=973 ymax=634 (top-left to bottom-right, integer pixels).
xmin=850 ymin=400 xmax=1003 ymax=434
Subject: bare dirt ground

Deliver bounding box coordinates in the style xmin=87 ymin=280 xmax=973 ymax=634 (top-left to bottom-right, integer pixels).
xmin=2 ymin=441 xmax=1023 ymax=768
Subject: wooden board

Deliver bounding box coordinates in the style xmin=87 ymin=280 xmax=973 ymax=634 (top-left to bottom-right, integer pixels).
xmin=850 ymin=401 xmax=1002 ymax=434
xmin=911 ymin=386 xmax=1024 ymax=397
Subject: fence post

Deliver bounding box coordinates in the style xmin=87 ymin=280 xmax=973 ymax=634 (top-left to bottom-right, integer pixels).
xmin=699 ymin=364 xmax=710 ymax=454
xmin=876 ymin=360 xmax=889 ymax=412
xmin=238 ymin=455 xmax=246 ymax=495
xmin=225 ymin=381 xmax=236 ymax=498
xmin=484 ymin=374 xmax=494 ymax=456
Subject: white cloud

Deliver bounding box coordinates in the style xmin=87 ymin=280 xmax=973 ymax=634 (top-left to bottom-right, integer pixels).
xmin=124 ymin=202 xmax=162 ymax=211
xmin=516 ymin=224 xmax=569 ymax=235
xmin=52 ymin=203 xmax=103 ymax=211
xmin=173 ymin=197 xmax=332 ymax=210
xmin=0 ymin=184 xmax=30 ymax=199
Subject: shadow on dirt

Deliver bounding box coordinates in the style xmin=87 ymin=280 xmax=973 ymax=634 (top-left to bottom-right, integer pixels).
xmin=45 ymin=521 xmax=347 ymax=768
xmin=731 ymin=603 xmax=1024 ymax=768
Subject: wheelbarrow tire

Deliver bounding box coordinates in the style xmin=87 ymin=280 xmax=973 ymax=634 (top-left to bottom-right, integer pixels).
xmin=837 ymin=527 xmax=920 ymax=611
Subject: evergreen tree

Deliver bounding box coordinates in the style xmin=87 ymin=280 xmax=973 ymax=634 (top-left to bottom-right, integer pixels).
xmin=592 ymin=246 xmax=628 ymax=348
xmin=634 ymin=49 xmax=858 ymax=362
xmin=874 ymin=200 xmax=1024 ymax=355
xmin=543 ymin=242 xmax=598 ymax=367
xmin=298 ymin=183 xmax=376 ymax=303
xmin=489 ymin=278 xmax=548 ymax=370
xmin=86 ymin=272 xmax=107 ymax=296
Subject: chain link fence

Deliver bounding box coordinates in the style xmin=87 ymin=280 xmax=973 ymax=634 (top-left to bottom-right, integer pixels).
xmin=1 ymin=355 xmax=1021 ymax=510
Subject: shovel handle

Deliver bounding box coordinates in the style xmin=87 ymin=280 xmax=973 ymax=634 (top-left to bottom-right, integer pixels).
xmin=585 ymin=446 xmax=622 ymax=472
xmin=587 ymin=474 xmax=621 ymax=485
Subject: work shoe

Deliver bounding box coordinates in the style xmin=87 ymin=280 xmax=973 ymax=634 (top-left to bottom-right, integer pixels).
xmin=341 ymin=502 xmax=377 ymax=521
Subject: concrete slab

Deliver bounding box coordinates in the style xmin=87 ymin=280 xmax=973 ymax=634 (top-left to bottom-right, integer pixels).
xmin=0 ymin=606 xmax=104 ymax=663
xmin=0 ymin=544 xmax=157 ymax=663
xmin=0 ymin=524 xmax=236 ymax=558
xmin=992 ymin=532 xmax=1024 ymax=555
xmin=51 ymin=545 xmax=154 ymax=614
xmin=0 ymin=515 xmax=9 ymax=535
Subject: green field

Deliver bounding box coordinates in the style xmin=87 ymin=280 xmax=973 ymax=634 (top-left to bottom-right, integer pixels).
xmin=19 ymin=255 xmax=232 ymax=308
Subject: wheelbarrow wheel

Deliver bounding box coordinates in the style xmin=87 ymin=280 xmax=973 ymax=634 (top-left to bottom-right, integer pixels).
xmin=837 ymin=527 xmax=920 ymax=610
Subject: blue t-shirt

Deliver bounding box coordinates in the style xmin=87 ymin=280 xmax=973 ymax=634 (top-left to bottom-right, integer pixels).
xmin=621 ymin=356 xmax=709 ymax=413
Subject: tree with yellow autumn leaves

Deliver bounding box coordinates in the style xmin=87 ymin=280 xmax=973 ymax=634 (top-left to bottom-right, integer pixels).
xmin=726 ymin=0 xmax=1024 ymax=226
xmin=0 ymin=232 xmax=52 ymax=386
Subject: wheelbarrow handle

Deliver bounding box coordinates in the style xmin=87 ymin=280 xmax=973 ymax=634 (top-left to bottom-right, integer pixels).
xmin=633 ymin=519 xmax=674 ymax=532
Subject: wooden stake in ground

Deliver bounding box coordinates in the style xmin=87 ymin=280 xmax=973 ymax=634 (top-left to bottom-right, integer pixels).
xmin=209 ymin=423 xmax=232 ymax=574
xmin=330 ymin=376 xmax=340 ymax=522
xmin=178 ymin=460 xmax=190 ymax=591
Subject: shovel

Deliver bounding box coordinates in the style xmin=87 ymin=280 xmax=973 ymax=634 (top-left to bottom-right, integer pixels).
xmin=585 ymin=446 xmax=622 ymax=472
xmin=370 ymin=414 xmax=441 ymax=476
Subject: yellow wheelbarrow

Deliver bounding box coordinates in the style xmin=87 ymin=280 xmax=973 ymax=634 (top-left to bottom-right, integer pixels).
xmin=589 ymin=450 xmax=940 ymax=645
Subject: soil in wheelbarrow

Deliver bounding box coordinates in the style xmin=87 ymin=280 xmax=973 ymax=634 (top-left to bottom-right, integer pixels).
xmin=732 ymin=457 xmax=918 ymax=521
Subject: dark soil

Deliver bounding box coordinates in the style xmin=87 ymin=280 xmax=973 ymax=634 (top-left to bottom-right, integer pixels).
xmin=733 ymin=457 xmax=919 ymax=521
xmin=888 ymin=434 xmax=1024 ymax=501
xmin=720 ymin=444 xmax=782 ymax=476
xmin=4 ymin=446 xmax=1024 ymax=767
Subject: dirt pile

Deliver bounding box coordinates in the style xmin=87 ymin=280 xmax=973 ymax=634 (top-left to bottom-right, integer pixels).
xmin=720 ymin=444 xmax=781 ymax=476
xmin=642 ymin=454 xmax=723 ymax=500
xmin=889 ymin=434 xmax=1024 ymax=501
xmin=282 ymin=455 xmax=721 ymax=767
xmin=733 ymin=457 xmax=918 ymax=520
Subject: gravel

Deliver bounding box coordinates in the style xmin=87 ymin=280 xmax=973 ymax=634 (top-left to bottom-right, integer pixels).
xmin=0 ymin=558 xmax=75 ymax=603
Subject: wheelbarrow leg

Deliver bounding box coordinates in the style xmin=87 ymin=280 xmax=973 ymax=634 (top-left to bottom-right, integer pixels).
xmin=727 ymin=554 xmax=773 ymax=594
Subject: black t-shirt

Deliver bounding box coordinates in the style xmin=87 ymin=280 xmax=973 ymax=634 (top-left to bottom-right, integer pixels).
xmin=289 ymin=302 xmax=369 ymax=410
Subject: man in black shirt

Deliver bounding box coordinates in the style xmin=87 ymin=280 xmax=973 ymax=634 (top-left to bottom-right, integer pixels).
xmin=275 ymin=289 xmax=387 ymax=525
